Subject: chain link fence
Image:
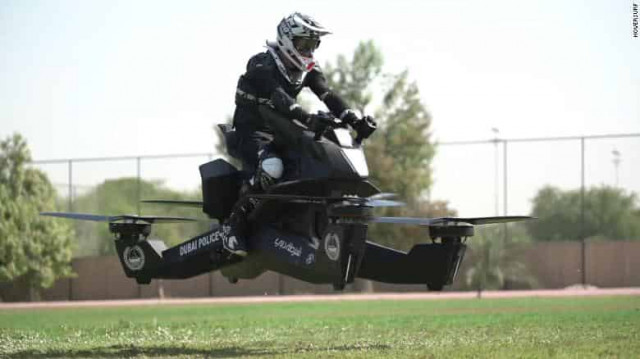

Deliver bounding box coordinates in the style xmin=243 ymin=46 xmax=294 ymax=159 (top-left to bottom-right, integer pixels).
xmin=432 ymin=133 xmax=640 ymax=230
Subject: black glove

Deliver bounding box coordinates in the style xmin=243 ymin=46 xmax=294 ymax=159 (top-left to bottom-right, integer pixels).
xmin=306 ymin=112 xmax=332 ymax=131
xmin=352 ymin=115 xmax=377 ymax=143
xmin=307 ymin=112 xmax=335 ymax=140
xmin=341 ymin=110 xmax=360 ymax=126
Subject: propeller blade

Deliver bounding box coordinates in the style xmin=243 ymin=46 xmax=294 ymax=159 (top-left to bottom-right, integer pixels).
xmin=366 ymin=199 xmax=405 ymax=207
xmin=248 ymin=194 xmax=327 ymax=202
xmin=41 ymin=212 xmax=200 ymax=223
xmin=369 ymin=217 xmax=441 ymax=226
xmin=122 ymin=215 xmax=200 ymax=223
xmin=141 ymin=200 xmax=203 ymax=207
xmin=41 ymin=212 xmax=114 ymax=222
xmin=440 ymin=216 xmax=534 ymax=225
xmin=247 ymin=193 xmax=405 ymax=209
xmin=367 ymin=192 xmax=397 ymax=201
xmin=247 ymin=193 xmax=372 ymax=204
xmin=369 ymin=215 xmax=534 ymax=226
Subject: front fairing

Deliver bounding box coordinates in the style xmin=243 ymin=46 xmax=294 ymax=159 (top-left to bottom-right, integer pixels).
xmin=259 ymin=106 xmax=369 ymax=181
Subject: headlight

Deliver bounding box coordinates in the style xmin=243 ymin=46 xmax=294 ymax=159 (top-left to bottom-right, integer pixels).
xmin=342 ymin=148 xmax=369 ymax=177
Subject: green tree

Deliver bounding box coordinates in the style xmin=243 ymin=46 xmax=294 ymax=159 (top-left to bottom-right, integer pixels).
xmin=528 ymin=185 xmax=640 ymax=241
xmin=0 ymin=134 xmax=73 ymax=300
xmin=325 ymin=40 xmax=454 ymax=250
xmin=324 ymin=40 xmax=383 ymax=116
xmin=72 ymin=178 xmax=209 ymax=256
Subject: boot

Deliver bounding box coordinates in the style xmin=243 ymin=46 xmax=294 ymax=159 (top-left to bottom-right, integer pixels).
xmin=222 ymin=193 xmax=257 ymax=257
xmin=222 ymin=227 xmax=247 ymax=257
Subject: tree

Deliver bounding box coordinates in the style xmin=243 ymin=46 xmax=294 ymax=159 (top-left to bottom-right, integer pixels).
xmin=72 ymin=178 xmax=210 ymax=256
xmin=324 ymin=40 xmax=455 ymax=250
xmin=0 ymin=134 xmax=73 ymax=300
xmin=324 ymin=40 xmax=383 ymax=116
xmin=528 ymin=185 xmax=640 ymax=241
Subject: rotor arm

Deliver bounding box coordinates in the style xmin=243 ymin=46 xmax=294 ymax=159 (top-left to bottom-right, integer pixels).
xmin=356 ymin=240 xmax=466 ymax=290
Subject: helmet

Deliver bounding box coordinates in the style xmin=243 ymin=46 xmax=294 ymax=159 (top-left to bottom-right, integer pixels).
xmin=276 ymin=13 xmax=331 ymax=73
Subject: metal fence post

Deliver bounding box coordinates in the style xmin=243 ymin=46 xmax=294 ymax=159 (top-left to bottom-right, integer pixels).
xmin=136 ymin=157 xmax=141 ymax=215
xmin=580 ymin=137 xmax=586 ymax=287
xmin=493 ymin=137 xmax=499 ymax=216
xmin=503 ymin=140 xmax=508 ymax=216
xmin=68 ymin=160 xmax=73 ymax=212
xmin=503 ymin=140 xmax=509 ymax=241
xmin=68 ymin=160 xmax=73 ymax=301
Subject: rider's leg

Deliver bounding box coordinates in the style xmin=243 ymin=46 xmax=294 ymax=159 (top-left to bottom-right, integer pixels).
xmin=222 ymin=136 xmax=283 ymax=256
xmin=251 ymin=148 xmax=284 ymax=191
xmin=221 ymin=129 xmax=259 ymax=257
xmin=222 ymin=196 xmax=254 ymax=257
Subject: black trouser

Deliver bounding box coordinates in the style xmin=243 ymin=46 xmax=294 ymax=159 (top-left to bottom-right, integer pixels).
xmin=225 ymin=129 xmax=272 ymax=246
xmin=233 ymin=105 xmax=283 ymax=175
xmin=235 ymin=127 xmax=274 ymax=177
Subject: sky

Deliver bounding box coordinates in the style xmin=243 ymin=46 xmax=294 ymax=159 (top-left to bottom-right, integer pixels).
xmin=1 ymin=0 xmax=639 ymax=216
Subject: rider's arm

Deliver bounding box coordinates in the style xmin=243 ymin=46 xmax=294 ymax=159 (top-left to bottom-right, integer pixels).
xmin=243 ymin=58 xmax=313 ymax=122
xmin=306 ymin=67 xmax=377 ymax=140
xmin=305 ymin=68 xmax=359 ymax=124
xmin=270 ymin=88 xmax=312 ymax=123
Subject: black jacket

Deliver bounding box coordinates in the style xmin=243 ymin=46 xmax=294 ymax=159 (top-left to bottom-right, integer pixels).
xmin=233 ymin=48 xmax=350 ymax=133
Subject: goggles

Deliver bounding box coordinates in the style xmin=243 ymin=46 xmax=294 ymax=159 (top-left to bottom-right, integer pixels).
xmin=293 ymin=37 xmax=320 ymax=56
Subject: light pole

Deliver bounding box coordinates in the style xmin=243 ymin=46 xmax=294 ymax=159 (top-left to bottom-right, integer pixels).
xmin=612 ymin=149 xmax=621 ymax=188
xmin=492 ymin=128 xmax=500 ymax=216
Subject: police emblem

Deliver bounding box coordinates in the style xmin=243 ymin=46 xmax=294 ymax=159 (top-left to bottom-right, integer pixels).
xmin=324 ymin=232 xmax=340 ymax=261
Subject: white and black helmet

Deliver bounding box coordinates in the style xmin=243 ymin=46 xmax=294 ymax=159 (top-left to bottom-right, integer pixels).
xmin=275 ymin=12 xmax=331 ymax=73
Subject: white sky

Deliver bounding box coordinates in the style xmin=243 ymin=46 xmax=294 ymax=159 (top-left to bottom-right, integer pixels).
xmin=1 ymin=0 xmax=639 ymax=216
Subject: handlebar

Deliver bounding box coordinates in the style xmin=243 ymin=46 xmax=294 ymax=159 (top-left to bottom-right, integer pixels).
xmin=354 ymin=116 xmax=377 ymax=145
xmin=312 ymin=112 xmax=345 ymax=141
xmin=310 ymin=112 xmax=377 ymax=145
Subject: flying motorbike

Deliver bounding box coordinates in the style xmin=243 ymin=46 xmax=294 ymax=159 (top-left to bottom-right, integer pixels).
xmin=43 ymin=106 xmax=531 ymax=291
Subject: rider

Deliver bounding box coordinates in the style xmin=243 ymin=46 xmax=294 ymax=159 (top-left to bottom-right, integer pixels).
xmin=222 ymin=12 xmax=376 ymax=257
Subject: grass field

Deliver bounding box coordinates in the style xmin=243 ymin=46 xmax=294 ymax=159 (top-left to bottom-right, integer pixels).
xmin=1 ymin=296 xmax=639 ymax=358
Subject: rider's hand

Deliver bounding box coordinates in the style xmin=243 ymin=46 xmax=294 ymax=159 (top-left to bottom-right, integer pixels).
xmin=341 ymin=110 xmax=360 ymax=126
xmin=341 ymin=109 xmax=377 ymax=140
xmin=352 ymin=115 xmax=377 ymax=142
xmin=305 ymin=114 xmax=320 ymax=131
xmin=306 ymin=112 xmax=332 ymax=131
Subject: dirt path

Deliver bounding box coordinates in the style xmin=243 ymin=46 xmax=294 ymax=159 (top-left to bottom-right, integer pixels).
xmin=2 ymin=287 xmax=639 ymax=310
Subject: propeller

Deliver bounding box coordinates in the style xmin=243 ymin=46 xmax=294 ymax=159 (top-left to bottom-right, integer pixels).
xmin=362 ymin=193 xmax=404 ymax=208
xmin=369 ymin=215 xmax=534 ymax=226
xmin=40 ymin=212 xmax=200 ymax=223
xmin=140 ymin=199 xmax=204 ymax=208
xmin=247 ymin=192 xmax=404 ymax=208
xmin=332 ymin=193 xmax=404 ymax=208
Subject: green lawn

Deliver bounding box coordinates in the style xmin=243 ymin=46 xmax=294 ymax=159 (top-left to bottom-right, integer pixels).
xmin=1 ymin=296 xmax=639 ymax=358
